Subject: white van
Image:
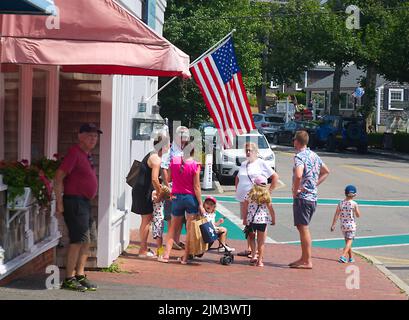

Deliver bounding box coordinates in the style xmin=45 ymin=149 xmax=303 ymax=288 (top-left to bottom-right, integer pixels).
xmin=213 ymin=131 xmax=276 ymax=183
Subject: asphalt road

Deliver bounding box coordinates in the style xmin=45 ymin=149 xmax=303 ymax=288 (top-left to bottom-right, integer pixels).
xmin=213 ymin=145 xmax=409 ymax=286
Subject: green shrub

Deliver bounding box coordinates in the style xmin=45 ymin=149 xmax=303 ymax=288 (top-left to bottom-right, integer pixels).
xmin=367 ymin=133 xmax=384 ymax=149
xmin=393 ymin=132 xmax=409 ymax=153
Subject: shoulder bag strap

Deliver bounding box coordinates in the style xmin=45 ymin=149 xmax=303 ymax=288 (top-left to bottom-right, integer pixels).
xmin=246 ymin=162 xmax=254 ymax=184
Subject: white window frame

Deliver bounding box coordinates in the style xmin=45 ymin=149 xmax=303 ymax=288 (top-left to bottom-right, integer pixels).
xmin=311 ymin=91 xmax=326 ymax=110
xmin=2 ymin=65 xmax=59 ymax=163
xmin=339 ymin=92 xmax=354 ymax=110
xmin=388 ymin=88 xmax=404 ymax=111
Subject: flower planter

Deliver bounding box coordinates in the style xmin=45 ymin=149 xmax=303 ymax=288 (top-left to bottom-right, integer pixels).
xmin=7 ymin=187 xmax=33 ymax=209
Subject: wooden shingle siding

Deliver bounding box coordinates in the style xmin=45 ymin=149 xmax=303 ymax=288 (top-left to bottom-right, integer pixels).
xmin=57 ymin=72 xmax=101 ymax=268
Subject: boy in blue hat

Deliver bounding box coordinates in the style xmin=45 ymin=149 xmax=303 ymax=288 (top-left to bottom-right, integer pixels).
xmin=330 ymin=185 xmax=361 ymax=263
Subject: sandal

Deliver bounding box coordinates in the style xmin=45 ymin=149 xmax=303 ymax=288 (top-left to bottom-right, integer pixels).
xmin=157 ymin=256 xmax=169 ymax=263
xmin=177 ymin=257 xmax=188 ymax=265
xmin=250 ymin=258 xmax=258 ymax=265
xmin=256 ymin=260 xmax=264 ymax=267
xmin=338 ymin=256 xmax=348 ymax=263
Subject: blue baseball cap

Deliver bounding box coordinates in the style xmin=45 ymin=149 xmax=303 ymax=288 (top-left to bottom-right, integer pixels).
xmin=79 ymin=123 xmax=103 ymax=134
xmin=345 ymin=185 xmax=357 ymax=195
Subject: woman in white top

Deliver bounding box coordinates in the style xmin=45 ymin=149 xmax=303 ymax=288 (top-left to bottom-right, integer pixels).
xmin=235 ymin=142 xmax=279 ymax=257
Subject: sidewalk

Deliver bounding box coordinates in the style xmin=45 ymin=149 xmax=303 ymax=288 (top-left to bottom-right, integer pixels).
xmin=0 ymin=231 xmax=407 ymax=300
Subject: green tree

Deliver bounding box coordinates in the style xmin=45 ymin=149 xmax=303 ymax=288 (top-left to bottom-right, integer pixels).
xmin=351 ymin=0 xmax=409 ymax=121
xmin=160 ymin=0 xmax=265 ymax=128
xmin=377 ymin=1 xmax=409 ymax=83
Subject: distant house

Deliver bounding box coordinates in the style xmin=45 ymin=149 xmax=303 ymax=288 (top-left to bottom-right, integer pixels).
xmin=304 ymin=64 xmax=409 ymax=131
xmin=270 ymin=63 xmax=335 ymax=96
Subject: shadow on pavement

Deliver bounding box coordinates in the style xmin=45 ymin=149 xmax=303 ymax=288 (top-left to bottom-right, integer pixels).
xmin=2 ymin=274 xmax=49 ymax=290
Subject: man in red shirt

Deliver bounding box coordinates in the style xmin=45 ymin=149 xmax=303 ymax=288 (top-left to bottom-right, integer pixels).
xmin=54 ymin=123 xmax=102 ymax=292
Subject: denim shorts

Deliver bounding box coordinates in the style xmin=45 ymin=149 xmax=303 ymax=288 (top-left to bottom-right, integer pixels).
xmin=171 ymin=194 xmax=199 ymax=216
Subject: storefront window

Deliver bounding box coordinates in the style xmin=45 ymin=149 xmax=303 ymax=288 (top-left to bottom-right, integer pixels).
xmin=31 ymin=69 xmax=47 ymax=161
xmin=1 ymin=65 xmax=20 ymax=161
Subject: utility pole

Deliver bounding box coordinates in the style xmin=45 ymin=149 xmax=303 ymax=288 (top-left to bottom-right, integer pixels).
xmin=260 ymin=33 xmax=269 ymax=114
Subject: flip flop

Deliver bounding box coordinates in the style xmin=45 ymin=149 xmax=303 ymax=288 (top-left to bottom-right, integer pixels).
xmin=289 ymin=264 xmax=312 ymax=269
xmin=237 ymin=250 xmax=252 ymax=257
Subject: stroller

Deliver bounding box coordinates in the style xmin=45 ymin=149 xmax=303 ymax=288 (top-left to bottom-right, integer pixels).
xmin=194 ymin=230 xmax=235 ymax=265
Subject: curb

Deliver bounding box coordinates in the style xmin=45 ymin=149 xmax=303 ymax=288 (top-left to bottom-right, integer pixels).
xmin=354 ymin=250 xmax=409 ymax=298
xmin=368 ymin=149 xmax=409 ymax=162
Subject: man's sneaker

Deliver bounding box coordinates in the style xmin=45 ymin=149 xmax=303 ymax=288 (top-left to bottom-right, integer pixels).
xmin=348 ymin=257 xmax=355 ymax=263
xmin=61 ymin=277 xmax=87 ymax=292
xmin=218 ymin=245 xmax=235 ymax=253
xmin=76 ymin=275 xmax=97 ymax=291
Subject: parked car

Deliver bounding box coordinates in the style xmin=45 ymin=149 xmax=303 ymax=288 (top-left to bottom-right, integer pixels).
xmin=272 ymin=121 xmax=318 ymax=147
xmin=314 ymin=115 xmax=368 ymax=153
xmin=253 ymin=113 xmax=286 ymax=141
xmin=213 ymin=131 xmax=276 ymax=183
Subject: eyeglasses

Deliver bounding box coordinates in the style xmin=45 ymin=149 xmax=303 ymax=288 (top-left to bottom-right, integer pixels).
xmin=88 ymin=154 xmax=95 ymax=169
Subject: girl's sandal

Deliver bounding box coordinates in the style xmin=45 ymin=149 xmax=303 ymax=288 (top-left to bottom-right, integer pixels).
xmin=157 ymin=256 xmax=169 ymax=263
xmin=250 ymin=258 xmax=258 ymax=266
xmin=256 ymin=261 xmax=264 ymax=267
xmin=177 ymin=257 xmax=188 ymax=265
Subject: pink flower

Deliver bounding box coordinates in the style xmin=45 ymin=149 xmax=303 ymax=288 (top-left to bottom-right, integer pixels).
xmin=39 ymin=174 xmax=52 ymax=200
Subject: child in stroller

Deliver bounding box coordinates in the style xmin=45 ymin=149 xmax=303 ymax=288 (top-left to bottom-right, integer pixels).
xmin=202 ymin=196 xmax=235 ymax=253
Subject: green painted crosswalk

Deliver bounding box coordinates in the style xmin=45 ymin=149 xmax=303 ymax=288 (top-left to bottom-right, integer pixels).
xmin=212 ymin=196 xmax=409 ymax=207
xmin=283 ymin=234 xmax=409 ymax=249
xmin=161 ymin=196 xmax=409 ymax=247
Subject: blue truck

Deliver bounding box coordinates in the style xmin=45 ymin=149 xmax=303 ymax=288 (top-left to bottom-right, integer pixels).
xmin=312 ymin=115 xmax=368 ymax=153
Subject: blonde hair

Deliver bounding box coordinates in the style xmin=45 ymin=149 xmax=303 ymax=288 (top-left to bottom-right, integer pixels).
xmin=294 ymin=130 xmax=309 ymax=146
xmin=244 ymin=142 xmax=258 ymax=153
xmin=248 ymin=185 xmax=271 ymax=205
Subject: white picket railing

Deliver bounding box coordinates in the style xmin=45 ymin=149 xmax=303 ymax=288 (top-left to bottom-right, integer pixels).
xmin=0 ymin=187 xmax=61 ymax=280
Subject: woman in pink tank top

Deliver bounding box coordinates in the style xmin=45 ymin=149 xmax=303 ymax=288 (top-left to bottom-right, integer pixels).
xmin=158 ymin=143 xmax=205 ymax=264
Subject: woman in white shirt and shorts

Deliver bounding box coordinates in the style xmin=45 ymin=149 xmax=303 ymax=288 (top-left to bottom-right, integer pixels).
xmin=235 ymin=142 xmax=279 ymax=258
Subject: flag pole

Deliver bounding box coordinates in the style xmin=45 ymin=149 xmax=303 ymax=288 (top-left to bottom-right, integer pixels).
xmin=145 ymin=29 xmax=237 ymax=102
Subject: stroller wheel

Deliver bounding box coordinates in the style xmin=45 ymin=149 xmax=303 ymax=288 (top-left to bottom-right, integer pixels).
xmin=220 ymin=256 xmax=232 ymax=265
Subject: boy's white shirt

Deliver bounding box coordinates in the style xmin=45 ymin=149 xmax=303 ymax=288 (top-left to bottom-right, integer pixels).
xmin=203 ymin=210 xmax=217 ymax=226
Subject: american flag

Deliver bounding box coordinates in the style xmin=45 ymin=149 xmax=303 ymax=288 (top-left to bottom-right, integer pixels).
xmin=190 ymin=37 xmax=255 ymax=148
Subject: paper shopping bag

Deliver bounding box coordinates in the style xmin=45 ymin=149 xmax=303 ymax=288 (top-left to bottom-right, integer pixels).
xmin=188 ymin=218 xmax=208 ymax=256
